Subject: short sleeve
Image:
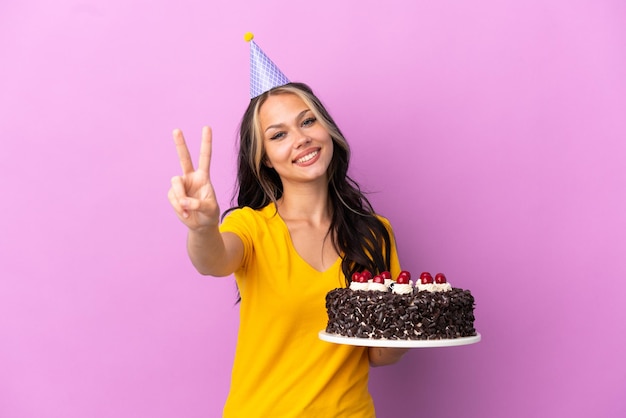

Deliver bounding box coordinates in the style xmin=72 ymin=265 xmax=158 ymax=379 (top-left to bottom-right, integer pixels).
xmin=219 ymin=208 xmax=256 ymax=268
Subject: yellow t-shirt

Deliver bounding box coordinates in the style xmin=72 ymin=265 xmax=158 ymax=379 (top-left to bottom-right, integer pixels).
xmin=219 ymin=203 xmax=400 ymax=417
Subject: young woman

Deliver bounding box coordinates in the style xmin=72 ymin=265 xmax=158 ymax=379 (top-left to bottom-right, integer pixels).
xmin=168 ymin=82 xmax=408 ymax=417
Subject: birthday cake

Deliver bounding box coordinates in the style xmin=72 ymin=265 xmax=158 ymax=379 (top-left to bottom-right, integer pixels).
xmin=324 ymin=271 xmax=476 ymax=340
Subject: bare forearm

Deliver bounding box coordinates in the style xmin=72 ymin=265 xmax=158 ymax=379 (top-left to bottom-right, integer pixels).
xmin=369 ymin=347 xmax=409 ymax=367
xmin=186 ymin=226 xmax=235 ymax=276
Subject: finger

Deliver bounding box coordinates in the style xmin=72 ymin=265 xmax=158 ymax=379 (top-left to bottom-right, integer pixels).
xmin=173 ymin=128 xmax=195 ymax=175
xmin=198 ymin=126 xmax=212 ymax=177
xmin=169 ymin=176 xmax=190 ymax=214
xmin=170 ymin=175 xmax=187 ymax=198
xmin=167 ymin=186 xmax=189 ymax=219
xmin=179 ymin=196 xmax=204 ymax=211
xmin=170 ymin=176 xmax=210 ymax=217
xmin=168 ymin=186 xmax=183 ymax=211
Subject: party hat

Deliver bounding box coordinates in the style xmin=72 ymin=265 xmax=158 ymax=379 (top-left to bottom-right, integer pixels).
xmin=245 ymin=32 xmax=290 ymax=99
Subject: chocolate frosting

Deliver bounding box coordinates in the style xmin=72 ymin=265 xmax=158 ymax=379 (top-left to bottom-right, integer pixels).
xmin=325 ymin=288 xmax=476 ymax=340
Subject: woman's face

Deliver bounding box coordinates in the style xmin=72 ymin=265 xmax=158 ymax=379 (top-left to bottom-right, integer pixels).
xmin=259 ymin=93 xmax=334 ymax=186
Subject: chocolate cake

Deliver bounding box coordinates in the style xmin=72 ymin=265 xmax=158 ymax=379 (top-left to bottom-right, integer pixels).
xmin=324 ymin=271 xmax=476 ymax=340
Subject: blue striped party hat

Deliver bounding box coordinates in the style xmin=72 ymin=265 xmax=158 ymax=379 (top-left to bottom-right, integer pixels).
xmin=245 ymin=32 xmax=290 ymax=99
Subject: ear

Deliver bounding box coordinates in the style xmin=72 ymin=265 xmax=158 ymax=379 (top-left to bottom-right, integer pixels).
xmin=263 ymin=156 xmax=273 ymax=168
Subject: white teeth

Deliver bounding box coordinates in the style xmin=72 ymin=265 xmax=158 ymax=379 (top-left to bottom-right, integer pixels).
xmin=295 ymin=150 xmax=318 ymax=164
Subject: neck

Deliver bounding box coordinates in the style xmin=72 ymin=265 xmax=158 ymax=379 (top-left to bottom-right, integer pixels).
xmin=276 ymin=181 xmax=331 ymax=224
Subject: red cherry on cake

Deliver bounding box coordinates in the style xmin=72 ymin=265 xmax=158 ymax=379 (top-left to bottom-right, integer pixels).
xmin=380 ymin=271 xmax=391 ymax=281
xmin=398 ymin=270 xmax=411 ymax=281
xmin=352 ymin=272 xmax=362 ymax=282
xmin=372 ymin=275 xmax=385 ymax=284
xmin=419 ymin=272 xmax=434 ymax=284
xmin=361 ymin=270 xmax=373 ymax=281
xmin=396 ymin=275 xmax=410 ymax=285
xmin=434 ymin=273 xmax=447 ymax=284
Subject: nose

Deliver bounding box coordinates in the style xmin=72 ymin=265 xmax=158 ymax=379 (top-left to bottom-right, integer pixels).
xmin=294 ymin=131 xmax=312 ymax=149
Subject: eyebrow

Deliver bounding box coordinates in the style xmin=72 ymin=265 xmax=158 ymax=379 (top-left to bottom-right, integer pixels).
xmin=264 ymin=109 xmax=311 ymax=133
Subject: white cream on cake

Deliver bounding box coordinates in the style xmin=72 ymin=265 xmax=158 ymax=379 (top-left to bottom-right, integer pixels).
xmin=367 ymin=280 xmax=388 ymax=292
xmin=433 ymin=283 xmax=452 ymax=292
xmin=392 ymin=281 xmax=413 ymax=295
xmin=349 ymin=281 xmax=369 ymax=291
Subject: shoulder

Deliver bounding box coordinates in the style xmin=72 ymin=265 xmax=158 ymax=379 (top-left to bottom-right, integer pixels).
xmin=374 ymin=214 xmax=394 ymax=230
xmin=372 ymin=214 xmax=398 ymax=242
xmin=220 ymin=203 xmax=279 ymax=230
xmin=375 ymin=214 xmax=390 ymax=224
xmin=223 ymin=203 xmax=278 ymax=222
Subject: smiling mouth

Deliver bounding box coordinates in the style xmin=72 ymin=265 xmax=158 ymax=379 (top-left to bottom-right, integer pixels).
xmin=294 ymin=150 xmax=319 ymax=164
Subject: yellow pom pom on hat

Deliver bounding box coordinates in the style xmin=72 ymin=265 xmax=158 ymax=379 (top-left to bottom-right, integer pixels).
xmin=245 ymin=32 xmax=290 ymax=99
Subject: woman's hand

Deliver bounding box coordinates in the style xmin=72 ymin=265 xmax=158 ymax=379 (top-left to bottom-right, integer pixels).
xmin=368 ymin=347 xmax=409 ymax=367
xmin=168 ymin=127 xmax=221 ymax=231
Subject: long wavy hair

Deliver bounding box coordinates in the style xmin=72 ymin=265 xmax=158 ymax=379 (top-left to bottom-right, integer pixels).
xmin=225 ymin=82 xmax=392 ymax=286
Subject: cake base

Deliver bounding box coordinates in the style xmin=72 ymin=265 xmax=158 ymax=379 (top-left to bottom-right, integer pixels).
xmin=318 ymin=331 xmax=481 ymax=347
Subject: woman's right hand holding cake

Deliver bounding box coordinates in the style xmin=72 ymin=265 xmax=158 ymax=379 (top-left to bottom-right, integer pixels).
xmin=168 ymin=126 xmax=243 ymax=276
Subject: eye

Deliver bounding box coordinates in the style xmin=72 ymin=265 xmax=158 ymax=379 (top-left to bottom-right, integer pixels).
xmin=302 ymin=117 xmax=316 ymax=127
xmin=269 ymin=131 xmax=286 ymax=140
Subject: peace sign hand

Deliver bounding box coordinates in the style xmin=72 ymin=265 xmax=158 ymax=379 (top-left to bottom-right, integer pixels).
xmin=168 ymin=126 xmax=221 ymax=231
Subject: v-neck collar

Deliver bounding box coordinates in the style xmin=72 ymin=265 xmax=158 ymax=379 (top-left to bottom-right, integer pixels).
xmin=265 ymin=202 xmax=343 ymax=274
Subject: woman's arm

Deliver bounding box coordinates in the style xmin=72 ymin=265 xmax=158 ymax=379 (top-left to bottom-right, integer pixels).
xmin=168 ymin=127 xmax=244 ymax=276
xmin=187 ymin=229 xmax=243 ymax=277
xmin=368 ymin=347 xmax=409 ymax=367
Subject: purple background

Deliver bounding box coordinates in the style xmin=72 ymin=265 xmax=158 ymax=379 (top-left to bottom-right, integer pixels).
xmin=1 ymin=1 xmax=625 ymax=417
